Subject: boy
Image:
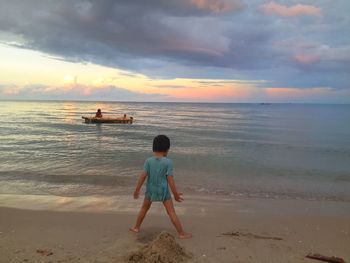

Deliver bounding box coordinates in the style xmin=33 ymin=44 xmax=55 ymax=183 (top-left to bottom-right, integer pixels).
xmin=129 ymin=135 xmax=192 ymax=239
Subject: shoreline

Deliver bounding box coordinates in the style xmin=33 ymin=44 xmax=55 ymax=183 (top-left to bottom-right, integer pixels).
xmin=1 ymin=192 xmax=350 ymax=215
xmin=1 ymin=196 xmax=349 ymax=262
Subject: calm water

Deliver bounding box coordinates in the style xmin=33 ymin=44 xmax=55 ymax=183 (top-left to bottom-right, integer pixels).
xmin=0 ymin=101 xmax=350 ymax=201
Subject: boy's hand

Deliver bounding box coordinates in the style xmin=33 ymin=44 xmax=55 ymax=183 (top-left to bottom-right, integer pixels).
xmin=174 ymin=192 xmax=184 ymax=202
xmin=133 ymin=190 xmax=140 ymax=199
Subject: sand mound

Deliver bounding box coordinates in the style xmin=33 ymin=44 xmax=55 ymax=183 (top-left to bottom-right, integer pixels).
xmin=127 ymin=231 xmax=192 ymax=263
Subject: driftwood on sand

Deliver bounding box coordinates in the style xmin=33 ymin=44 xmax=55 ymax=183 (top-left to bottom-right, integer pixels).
xmin=306 ymin=253 xmax=346 ymax=263
xmin=221 ymin=231 xmax=283 ymax=241
xmin=36 ymin=249 xmax=53 ymax=256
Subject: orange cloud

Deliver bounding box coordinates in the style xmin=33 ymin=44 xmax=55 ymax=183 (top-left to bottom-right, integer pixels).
xmin=293 ymin=54 xmax=320 ymax=65
xmin=261 ymin=2 xmax=321 ymax=17
xmin=190 ymin=0 xmax=243 ymax=13
xmin=2 ymin=86 xmax=21 ymax=95
xmin=158 ymin=83 xmax=255 ymax=101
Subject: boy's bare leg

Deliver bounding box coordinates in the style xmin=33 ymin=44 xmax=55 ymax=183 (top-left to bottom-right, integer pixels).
xmin=163 ymin=199 xmax=192 ymax=239
xmin=130 ymin=198 xmax=152 ymax=233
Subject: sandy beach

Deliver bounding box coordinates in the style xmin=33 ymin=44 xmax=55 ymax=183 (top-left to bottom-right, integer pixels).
xmin=1 ymin=195 xmax=349 ymax=263
xmin=1 ymin=0 xmax=350 ymax=260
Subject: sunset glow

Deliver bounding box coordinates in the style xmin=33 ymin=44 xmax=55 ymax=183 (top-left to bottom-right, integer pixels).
xmin=0 ymin=0 xmax=349 ymax=103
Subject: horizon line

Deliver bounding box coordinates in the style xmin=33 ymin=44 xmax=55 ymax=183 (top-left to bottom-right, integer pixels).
xmin=0 ymin=98 xmax=349 ymax=105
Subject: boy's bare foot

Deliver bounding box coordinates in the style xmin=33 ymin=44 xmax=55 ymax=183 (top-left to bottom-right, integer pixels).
xmin=178 ymin=232 xmax=192 ymax=239
xmin=129 ymin=227 xmax=140 ymax=233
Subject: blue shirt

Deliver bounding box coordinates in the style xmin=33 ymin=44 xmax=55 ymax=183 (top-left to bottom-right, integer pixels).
xmin=143 ymin=156 xmax=173 ymax=202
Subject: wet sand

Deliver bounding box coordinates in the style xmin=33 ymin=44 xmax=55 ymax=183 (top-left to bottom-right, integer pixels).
xmin=0 ymin=196 xmax=349 ymax=263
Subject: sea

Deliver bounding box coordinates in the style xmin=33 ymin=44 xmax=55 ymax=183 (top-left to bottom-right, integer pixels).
xmin=0 ymin=101 xmax=350 ymax=209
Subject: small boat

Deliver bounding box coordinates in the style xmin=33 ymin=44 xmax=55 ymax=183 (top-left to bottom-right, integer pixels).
xmin=82 ymin=116 xmax=133 ymax=124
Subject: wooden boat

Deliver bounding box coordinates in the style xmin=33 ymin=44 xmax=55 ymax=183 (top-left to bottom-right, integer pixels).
xmin=82 ymin=116 xmax=133 ymax=124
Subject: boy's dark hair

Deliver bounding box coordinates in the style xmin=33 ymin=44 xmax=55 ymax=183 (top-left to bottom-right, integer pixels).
xmin=153 ymin=135 xmax=170 ymax=152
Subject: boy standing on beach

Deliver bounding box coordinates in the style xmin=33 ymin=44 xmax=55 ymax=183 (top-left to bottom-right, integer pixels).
xmin=130 ymin=135 xmax=192 ymax=239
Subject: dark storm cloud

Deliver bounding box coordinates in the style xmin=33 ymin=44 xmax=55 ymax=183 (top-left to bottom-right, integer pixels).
xmin=0 ymin=0 xmax=349 ymax=90
xmin=0 ymin=0 xmax=271 ymax=70
xmin=0 ymin=0 xmax=244 ymax=68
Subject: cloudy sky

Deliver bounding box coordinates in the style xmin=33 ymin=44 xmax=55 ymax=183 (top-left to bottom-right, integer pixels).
xmin=0 ymin=0 xmax=349 ymax=102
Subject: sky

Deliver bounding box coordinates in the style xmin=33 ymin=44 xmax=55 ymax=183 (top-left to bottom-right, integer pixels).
xmin=0 ymin=0 xmax=349 ymax=103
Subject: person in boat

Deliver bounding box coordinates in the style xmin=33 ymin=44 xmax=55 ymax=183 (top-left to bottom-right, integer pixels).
xmin=123 ymin=114 xmax=127 ymax=119
xmin=95 ymin=109 xmax=103 ymax=118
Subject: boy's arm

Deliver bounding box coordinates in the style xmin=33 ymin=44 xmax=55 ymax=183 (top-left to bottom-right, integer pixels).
xmin=167 ymin=176 xmax=184 ymax=202
xmin=133 ymin=171 xmax=147 ymax=199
